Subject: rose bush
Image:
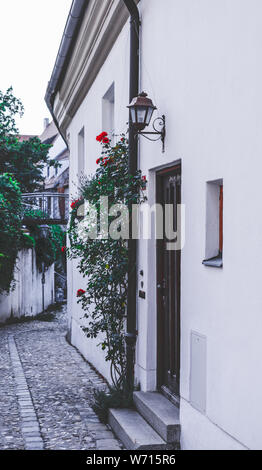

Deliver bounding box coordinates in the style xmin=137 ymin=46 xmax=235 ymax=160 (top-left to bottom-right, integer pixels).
xmin=67 ymin=133 xmax=147 ymax=388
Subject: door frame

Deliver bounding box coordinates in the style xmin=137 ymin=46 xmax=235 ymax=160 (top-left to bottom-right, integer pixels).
xmin=156 ymin=163 xmax=181 ymax=400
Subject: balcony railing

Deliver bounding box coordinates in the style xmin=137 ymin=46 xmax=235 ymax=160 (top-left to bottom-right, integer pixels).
xmin=22 ymin=192 xmax=69 ymax=225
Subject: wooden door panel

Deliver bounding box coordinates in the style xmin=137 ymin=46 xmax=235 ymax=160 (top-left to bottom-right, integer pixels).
xmin=156 ymin=166 xmax=181 ymax=397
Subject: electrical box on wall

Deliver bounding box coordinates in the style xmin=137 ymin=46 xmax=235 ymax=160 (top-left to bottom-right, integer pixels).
xmin=190 ymin=331 xmax=207 ymax=413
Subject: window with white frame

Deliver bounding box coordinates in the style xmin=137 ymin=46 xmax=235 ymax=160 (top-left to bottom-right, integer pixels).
xmin=203 ymin=179 xmax=223 ymax=268
xmin=102 ymin=83 xmax=115 ymax=139
xmin=78 ymin=127 xmax=85 ymax=187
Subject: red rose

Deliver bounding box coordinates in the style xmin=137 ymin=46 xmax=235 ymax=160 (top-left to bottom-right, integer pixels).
xmin=96 ymin=158 xmax=101 ymax=165
xmin=103 ymin=137 xmax=109 ymax=144
xmin=61 ymin=246 xmax=66 ymax=253
xmin=96 ymin=133 xmax=104 ymax=142
xmin=71 ymin=198 xmax=82 ymax=209
xmin=77 ymin=289 xmax=86 ymax=297
xmin=96 ymin=131 xmax=108 ymax=142
xmin=142 ymin=175 xmax=147 ymax=190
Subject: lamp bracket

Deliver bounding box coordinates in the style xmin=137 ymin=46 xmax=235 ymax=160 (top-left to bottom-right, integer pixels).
xmin=137 ymin=115 xmax=166 ymax=153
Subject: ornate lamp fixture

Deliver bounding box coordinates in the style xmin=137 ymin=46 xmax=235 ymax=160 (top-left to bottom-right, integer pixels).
xmin=127 ymin=92 xmax=166 ymax=152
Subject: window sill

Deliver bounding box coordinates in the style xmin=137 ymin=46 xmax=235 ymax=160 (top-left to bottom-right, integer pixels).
xmin=202 ymin=254 xmax=223 ymax=268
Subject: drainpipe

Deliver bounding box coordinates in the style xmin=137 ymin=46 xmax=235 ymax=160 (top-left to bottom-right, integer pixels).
xmin=123 ymin=0 xmax=140 ymax=393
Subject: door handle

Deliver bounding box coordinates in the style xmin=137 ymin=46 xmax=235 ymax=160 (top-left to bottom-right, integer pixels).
xmin=157 ymin=279 xmax=167 ymax=289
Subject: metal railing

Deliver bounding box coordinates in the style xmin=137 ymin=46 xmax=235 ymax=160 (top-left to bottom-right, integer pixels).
xmin=22 ymin=192 xmax=69 ymax=224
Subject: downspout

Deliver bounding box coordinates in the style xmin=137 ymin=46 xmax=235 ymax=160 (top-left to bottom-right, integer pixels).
xmin=123 ymin=0 xmax=140 ymax=392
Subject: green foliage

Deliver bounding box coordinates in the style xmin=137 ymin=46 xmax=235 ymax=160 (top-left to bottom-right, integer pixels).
xmin=0 ymin=87 xmax=23 ymax=139
xmin=21 ymin=233 xmax=35 ymax=249
xmin=28 ymin=224 xmax=65 ymax=271
xmin=93 ymin=386 xmax=134 ymax=424
xmin=0 ymin=173 xmax=22 ymax=293
xmin=23 ymin=208 xmax=47 ymax=222
xmin=0 ymin=87 xmax=59 ymax=193
xmin=0 ymin=87 xmax=62 ymax=292
xmin=68 ymin=134 xmax=146 ymax=388
xmin=0 ymin=309 xmax=57 ymax=328
xmin=49 ymin=225 xmax=66 ymax=262
xmin=0 ymin=136 xmax=54 ymax=193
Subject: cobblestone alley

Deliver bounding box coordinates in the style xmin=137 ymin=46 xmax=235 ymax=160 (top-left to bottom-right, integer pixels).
xmin=0 ymin=306 xmax=122 ymax=450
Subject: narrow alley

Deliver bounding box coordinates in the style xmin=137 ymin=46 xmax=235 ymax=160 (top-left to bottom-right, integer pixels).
xmin=0 ymin=306 xmax=122 ymax=450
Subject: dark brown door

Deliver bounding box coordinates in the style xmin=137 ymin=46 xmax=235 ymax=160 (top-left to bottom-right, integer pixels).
xmin=156 ymin=164 xmax=181 ymax=398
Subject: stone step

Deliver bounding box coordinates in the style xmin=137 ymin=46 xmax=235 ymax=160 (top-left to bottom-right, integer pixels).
xmin=133 ymin=391 xmax=180 ymax=444
xmin=109 ymin=408 xmax=167 ymax=450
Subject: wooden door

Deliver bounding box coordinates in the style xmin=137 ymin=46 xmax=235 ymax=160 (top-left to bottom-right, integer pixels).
xmin=156 ymin=165 xmax=181 ymax=399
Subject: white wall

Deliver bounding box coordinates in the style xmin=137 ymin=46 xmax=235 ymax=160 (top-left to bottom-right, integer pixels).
xmin=62 ymin=0 xmax=262 ymax=450
xmin=0 ymin=249 xmax=54 ymax=322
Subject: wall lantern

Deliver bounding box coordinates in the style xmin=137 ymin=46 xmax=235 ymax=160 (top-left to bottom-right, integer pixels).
xmin=127 ymin=92 xmax=166 ymax=152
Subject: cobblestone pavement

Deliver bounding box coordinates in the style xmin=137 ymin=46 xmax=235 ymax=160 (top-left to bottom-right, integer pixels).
xmin=0 ymin=306 xmax=122 ymax=450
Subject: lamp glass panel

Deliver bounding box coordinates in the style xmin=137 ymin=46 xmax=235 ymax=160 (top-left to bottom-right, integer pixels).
xmin=137 ymin=106 xmax=148 ymax=124
xmin=130 ymin=108 xmax=136 ymax=124
xmin=146 ymin=106 xmax=155 ymax=126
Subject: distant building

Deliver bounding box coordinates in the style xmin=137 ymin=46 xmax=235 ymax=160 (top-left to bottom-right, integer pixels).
xmin=38 ymin=119 xmax=69 ymax=302
xmin=39 ymin=119 xmax=69 ymax=195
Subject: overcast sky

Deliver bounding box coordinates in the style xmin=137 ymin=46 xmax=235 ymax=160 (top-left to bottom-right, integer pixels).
xmin=0 ymin=0 xmax=72 ymax=135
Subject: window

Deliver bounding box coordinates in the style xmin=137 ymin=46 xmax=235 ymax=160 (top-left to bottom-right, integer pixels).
xmin=203 ymin=179 xmax=223 ymax=268
xmin=47 ymin=165 xmax=50 ymax=178
xmin=102 ymin=83 xmax=115 ymax=139
xmin=78 ymin=127 xmax=85 ymax=186
xmin=219 ymin=185 xmax=223 ymax=255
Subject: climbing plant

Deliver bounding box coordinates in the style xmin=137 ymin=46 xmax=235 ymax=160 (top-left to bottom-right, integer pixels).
xmin=0 ymin=173 xmax=23 ymax=293
xmin=67 ymin=133 xmax=147 ymax=389
xmin=25 ymin=223 xmax=66 ymax=271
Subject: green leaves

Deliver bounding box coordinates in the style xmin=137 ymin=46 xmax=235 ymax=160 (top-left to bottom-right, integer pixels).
xmin=0 ymin=88 xmax=53 ymax=193
xmin=0 ymin=88 xmax=59 ymax=293
xmin=0 ymin=87 xmax=24 ymax=139
xmin=21 ymin=233 xmax=35 ymax=249
xmin=0 ymin=135 xmax=52 ymax=193
xmin=0 ymin=173 xmax=22 ymax=293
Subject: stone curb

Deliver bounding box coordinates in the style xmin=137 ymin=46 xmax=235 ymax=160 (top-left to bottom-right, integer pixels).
xmin=8 ymin=336 xmax=44 ymax=451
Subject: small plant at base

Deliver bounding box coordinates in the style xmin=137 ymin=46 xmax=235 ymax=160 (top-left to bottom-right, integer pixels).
xmin=92 ymin=386 xmax=134 ymax=424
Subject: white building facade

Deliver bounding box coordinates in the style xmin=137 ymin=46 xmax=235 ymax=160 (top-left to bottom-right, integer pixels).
xmin=47 ymin=0 xmax=262 ymax=450
xmin=40 ymin=120 xmax=69 ymax=195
